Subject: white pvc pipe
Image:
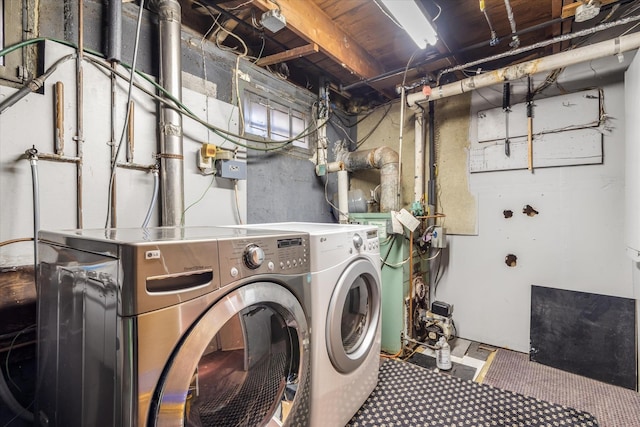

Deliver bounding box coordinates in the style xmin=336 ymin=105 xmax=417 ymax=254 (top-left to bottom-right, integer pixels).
xmin=398 ymin=87 xmax=406 ymax=210
xmin=337 ymin=169 xmax=349 ymax=223
xmin=414 ymin=111 xmax=424 ymax=203
xmin=326 ymin=161 xmax=344 ymax=173
xmin=408 ymin=31 xmax=640 ymax=107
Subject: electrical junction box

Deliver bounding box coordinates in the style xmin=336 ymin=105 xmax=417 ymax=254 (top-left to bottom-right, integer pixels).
xmin=215 ymin=159 xmax=247 ymax=180
xmin=260 ymin=9 xmax=287 ymax=33
xmin=431 ymin=226 xmax=447 ymax=248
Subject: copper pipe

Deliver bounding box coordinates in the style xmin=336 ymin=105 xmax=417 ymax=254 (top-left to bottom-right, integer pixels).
xmin=35 ymin=153 xmax=81 ymax=164
xmin=0 ymin=340 xmax=37 ymax=353
xmin=116 ymin=162 xmax=157 ymax=172
xmin=126 ymin=101 xmax=135 ymax=162
xmin=54 ymin=81 xmax=64 ymax=155
xmin=0 ymin=238 xmax=34 ymax=248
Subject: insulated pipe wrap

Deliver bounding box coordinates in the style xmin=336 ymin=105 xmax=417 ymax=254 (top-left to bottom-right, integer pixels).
xmin=340 ymin=146 xmax=399 ymax=213
xmin=408 ymin=31 xmax=640 ymax=107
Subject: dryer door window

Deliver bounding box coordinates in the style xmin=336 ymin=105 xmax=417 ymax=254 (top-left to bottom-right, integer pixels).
xmin=150 ymin=282 xmax=310 ymax=427
xmin=326 ymin=259 xmax=381 ymax=374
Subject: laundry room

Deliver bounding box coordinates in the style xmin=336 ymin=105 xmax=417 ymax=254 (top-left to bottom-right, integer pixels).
xmin=1 ymin=0 xmax=640 ymax=426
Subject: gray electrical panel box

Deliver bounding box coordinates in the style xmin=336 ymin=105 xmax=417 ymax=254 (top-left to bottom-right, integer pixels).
xmin=215 ymin=159 xmax=247 ymax=180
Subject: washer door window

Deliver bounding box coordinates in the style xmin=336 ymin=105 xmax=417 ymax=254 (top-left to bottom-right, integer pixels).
xmin=151 ymin=282 xmax=310 ymax=427
xmin=326 ymin=259 xmax=381 ymax=374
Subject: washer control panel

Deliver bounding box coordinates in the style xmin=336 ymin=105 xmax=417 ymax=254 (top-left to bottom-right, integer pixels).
xmin=218 ymin=233 xmax=309 ymax=285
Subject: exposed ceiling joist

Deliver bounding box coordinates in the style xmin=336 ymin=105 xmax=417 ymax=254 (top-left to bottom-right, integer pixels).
xmin=250 ymin=0 xmax=386 ymax=80
xmin=256 ymin=43 xmax=319 ymax=66
xmin=561 ymin=0 xmax=619 ymax=19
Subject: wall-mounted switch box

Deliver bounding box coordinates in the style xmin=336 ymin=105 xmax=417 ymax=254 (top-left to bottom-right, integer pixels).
xmin=215 ymin=159 xmax=247 ymax=180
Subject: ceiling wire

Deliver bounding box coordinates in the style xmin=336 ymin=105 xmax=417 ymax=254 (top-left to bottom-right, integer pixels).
xmin=226 ymin=0 xmax=254 ymax=11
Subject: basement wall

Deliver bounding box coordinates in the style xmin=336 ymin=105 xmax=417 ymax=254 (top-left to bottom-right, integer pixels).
xmin=354 ymin=53 xmax=635 ymax=353
xmin=0 ymin=0 xmax=342 ymax=338
xmin=427 ymin=55 xmax=634 ymax=353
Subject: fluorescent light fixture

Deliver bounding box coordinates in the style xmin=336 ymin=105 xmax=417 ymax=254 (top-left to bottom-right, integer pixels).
xmin=380 ymin=0 xmax=438 ymax=49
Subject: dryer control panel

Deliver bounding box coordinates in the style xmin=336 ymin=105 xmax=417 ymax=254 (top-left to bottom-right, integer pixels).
xmin=217 ymin=233 xmax=310 ymax=285
xmin=352 ymin=229 xmax=380 ymax=254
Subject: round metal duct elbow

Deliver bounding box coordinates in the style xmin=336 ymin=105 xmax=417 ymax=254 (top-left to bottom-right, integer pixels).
xmin=341 ymin=146 xmax=399 ymax=213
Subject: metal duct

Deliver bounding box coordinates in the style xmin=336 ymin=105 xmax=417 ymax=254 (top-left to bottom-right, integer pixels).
xmin=408 ymin=23 xmax=640 ymax=107
xmin=153 ymin=0 xmax=184 ymax=226
xmin=338 ymin=146 xmax=399 ymax=213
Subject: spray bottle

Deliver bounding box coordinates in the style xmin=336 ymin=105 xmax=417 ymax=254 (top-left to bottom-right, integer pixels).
xmin=436 ymin=336 xmax=452 ymax=371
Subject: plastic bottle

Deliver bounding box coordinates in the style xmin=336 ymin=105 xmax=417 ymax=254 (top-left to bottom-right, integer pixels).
xmin=435 ymin=336 xmax=452 ymax=370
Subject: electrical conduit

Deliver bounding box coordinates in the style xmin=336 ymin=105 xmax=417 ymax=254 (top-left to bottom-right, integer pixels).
xmin=142 ymin=167 xmax=160 ymax=228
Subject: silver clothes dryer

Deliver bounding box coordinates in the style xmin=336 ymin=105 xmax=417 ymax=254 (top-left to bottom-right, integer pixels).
xmin=36 ymin=226 xmax=312 ymax=427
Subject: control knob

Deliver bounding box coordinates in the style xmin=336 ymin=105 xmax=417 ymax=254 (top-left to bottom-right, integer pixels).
xmin=353 ymin=233 xmax=363 ymax=249
xmin=243 ymin=244 xmax=265 ymax=269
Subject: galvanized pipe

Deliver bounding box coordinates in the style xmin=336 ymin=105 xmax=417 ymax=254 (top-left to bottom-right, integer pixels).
xmin=107 ymin=0 xmax=123 ymax=227
xmin=107 ymin=0 xmax=122 ymax=63
xmin=76 ymin=0 xmax=84 ymax=229
xmin=408 ymin=28 xmax=640 ymax=107
xmin=339 ymin=146 xmax=399 ymax=213
xmin=155 ymin=0 xmax=184 ymax=226
xmin=110 ymin=64 xmax=118 ymax=228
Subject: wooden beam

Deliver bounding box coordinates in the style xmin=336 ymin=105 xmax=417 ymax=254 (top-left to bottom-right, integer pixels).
xmin=216 ymin=8 xmax=251 ymax=44
xmin=256 ymin=43 xmax=319 ymax=66
xmin=547 ymin=0 xmax=564 ymax=54
xmin=250 ymin=0 xmax=386 ymax=80
xmin=561 ymin=0 xmax=618 ymax=19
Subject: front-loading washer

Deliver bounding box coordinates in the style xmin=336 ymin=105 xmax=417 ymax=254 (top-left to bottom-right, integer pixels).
xmin=236 ymin=222 xmax=382 ymax=427
xmin=36 ymin=226 xmax=312 ymax=427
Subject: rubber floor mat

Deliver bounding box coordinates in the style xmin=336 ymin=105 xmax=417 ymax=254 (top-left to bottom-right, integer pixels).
xmin=347 ymin=358 xmax=599 ymax=427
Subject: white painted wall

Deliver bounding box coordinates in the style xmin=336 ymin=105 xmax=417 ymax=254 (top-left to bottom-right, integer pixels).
xmin=434 ymin=57 xmax=635 ymax=353
xmin=0 ymin=41 xmax=245 ymax=268
xmin=625 ymin=50 xmax=640 ymax=390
